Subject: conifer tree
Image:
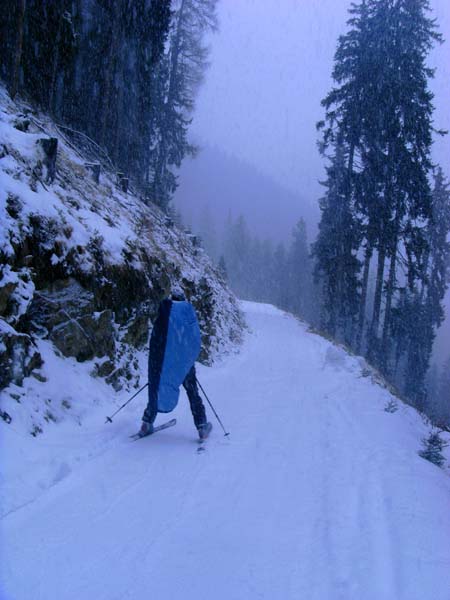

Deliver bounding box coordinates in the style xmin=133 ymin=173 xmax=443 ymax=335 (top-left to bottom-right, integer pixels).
xmin=436 ymin=358 xmax=450 ymax=425
xmin=218 ymin=255 xmax=228 ymax=282
xmin=0 ymin=0 xmax=217 ymax=205
xmin=422 ymin=169 xmax=450 ymax=321
xmin=272 ymin=243 xmax=289 ymax=309
xmin=317 ymin=0 xmax=442 ymax=370
xmin=260 ymin=239 xmax=275 ymax=303
xmin=198 ymin=203 xmax=218 ymax=261
xmin=0 ymin=1 xmax=172 ymax=190
xmin=375 ymin=0 xmax=441 ymax=372
xmin=316 ymin=0 xmax=444 ymax=399
xmin=223 ymin=214 xmax=252 ymax=299
xmin=425 ymin=362 xmax=439 ymax=418
xmin=147 ymin=0 xmax=218 ymax=210
xmin=318 ymin=0 xmax=376 ymax=349
xmin=248 ymin=238 xmax=264 ymax=300
xmin=312 ymin=139 xmax=361 ymax=344
xmin=287 ymin=219 xmax=313 ymax=320
xmin=402 ymin=169 xmax=450 ymax=406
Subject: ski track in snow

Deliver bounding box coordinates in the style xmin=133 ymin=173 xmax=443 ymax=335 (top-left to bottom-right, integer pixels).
xmin=1 ymin=302 xmax=450 ymax=600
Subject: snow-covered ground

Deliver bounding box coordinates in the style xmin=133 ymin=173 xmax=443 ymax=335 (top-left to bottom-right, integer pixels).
xmin=1 ymin=302 xmax=450 ymax=600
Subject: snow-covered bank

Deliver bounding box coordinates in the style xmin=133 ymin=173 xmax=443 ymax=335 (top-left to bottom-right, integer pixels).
xmin=1 ymin=302 xmax=450 ymax=600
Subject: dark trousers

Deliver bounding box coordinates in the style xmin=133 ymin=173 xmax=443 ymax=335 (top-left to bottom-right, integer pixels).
xmin=143 ymin=365 xmax=206 ymax=429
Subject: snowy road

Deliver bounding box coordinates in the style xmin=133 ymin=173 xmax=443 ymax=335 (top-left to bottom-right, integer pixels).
xmin=1 ymin=302 xmax=450 ymax=600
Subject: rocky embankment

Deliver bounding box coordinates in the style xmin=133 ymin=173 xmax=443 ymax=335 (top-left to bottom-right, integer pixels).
xmin=0 ymin=88 xmax=244 ymax=429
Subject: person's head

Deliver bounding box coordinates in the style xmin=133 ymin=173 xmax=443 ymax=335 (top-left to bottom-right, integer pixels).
xmin=170 ymin=284 xmax=186 ymax=301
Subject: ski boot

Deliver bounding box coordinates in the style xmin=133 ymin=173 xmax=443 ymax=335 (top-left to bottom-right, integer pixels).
xmin=197 ymin=421 xmax=212 ymax=441
xmin=138 ymin=421 xmax=154 ymax=438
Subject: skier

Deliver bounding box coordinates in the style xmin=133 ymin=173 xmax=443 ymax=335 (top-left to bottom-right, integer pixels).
xmin=138 ymin=286 xmax=212 ymax=440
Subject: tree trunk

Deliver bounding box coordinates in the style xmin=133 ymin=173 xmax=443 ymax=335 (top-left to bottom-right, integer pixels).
xmin=369 ymin=244 xmax=386 ymax=355
xmin=419 ymin=248 xmax=430 ymax=304
xmin=9 ymin=0 xmax=26 ymax=99
xmin=369 ymin=138 xmax=395 ymax=364
xmin=381 ymin=190 xmax=403 ymax=373
xmin=167 ymin=0 xmax=185 ymax=108
xmin=335 ymin=141 xmax=355 ymax=342
xmin=113 ymin=76 xmax=125 ymax=167
xmin=356 ymin=243 xmax=372 ymax=352
xmin=100 ymin=2 xmax=122 ymax=149
xmin=49 ymin=9 xmax=64 ymax=115
xmin=380 ymin=233 xmax=398 ymax=372
xmin=152 ymin=0 xmax=185 ymax=206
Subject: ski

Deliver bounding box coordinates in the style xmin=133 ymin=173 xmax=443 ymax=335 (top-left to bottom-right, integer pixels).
xmin=130 ymin=418 xmax=177 ymax=441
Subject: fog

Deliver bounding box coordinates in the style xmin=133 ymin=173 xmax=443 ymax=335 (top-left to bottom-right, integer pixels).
xmin=175 ymin=146 xmax=319 ymax=242
xmin=174 ymin=0 xmax=450 ymax=366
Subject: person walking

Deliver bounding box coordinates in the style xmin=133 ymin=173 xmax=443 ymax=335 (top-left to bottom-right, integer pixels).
xmin=139 ymin=286 xmax=212 ymax=440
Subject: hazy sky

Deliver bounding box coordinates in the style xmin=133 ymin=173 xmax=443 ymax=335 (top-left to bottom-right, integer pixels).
xmin=191 ymin=0 xmax=450 ymax=203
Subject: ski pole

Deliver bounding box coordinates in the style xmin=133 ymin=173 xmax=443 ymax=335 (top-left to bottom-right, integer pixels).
xmin=195 ymin=377 xmax=230 ymax=437
xmin=105 ymin=382 xmax=148 ymax=424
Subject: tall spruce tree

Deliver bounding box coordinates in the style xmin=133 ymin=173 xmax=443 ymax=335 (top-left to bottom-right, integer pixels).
xmin=272 ymin=242 xmax=289 ymax=309
xmin=147 ymin=0 xmax=218 ymax=210
xmin=422 ymin=169 xmax=450 ymax=322
xmin=316 ymin=0 xmax=443 ymax=385
xmin=223 ymin=214 xmax=252 ymax=299
xmin=402 ymin=169 xmax=450 ymax=407
xmin=286 ymin=219 xmax=313 ymax=320
xmin=248 ymin=238 xmax=265 ymax=301
xmin=318 ymin=0 xmax=377 ymax=351
xmin=312 ymin=139 xmax=361 ymax=344
xmin=259 ymin=239 xmax=275 ymax=303
xmin=375 ymin=0 xmax=441 ymax=373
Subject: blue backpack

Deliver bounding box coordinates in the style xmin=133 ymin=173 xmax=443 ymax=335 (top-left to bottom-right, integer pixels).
xmin=148 ymin=299 xmax=201 ymax=413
